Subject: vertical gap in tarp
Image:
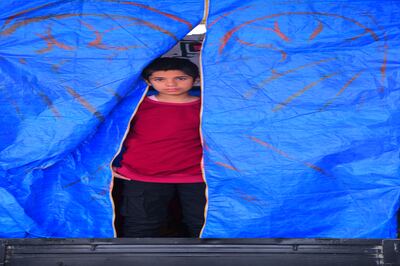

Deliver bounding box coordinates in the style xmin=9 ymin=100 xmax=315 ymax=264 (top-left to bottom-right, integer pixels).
xmin=107 ymin=16 xmax=207 ymax=239
xmin=199 ymin=0 xmax=210 ymax=238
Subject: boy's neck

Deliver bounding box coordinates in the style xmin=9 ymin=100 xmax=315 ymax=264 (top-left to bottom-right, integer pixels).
xmin=155 ymin=93 xmax=199 ymax=103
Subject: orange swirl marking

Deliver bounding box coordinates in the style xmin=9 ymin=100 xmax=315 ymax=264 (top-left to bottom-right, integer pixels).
xmin=3 ymin=1 xmax=192 ymax=30
xmin=248 ymin=136 xmax=292 ymax=159
xmin=346 ymin=32 xmax=368 ymax=41
xmin=208 ymin=6 xmax=252 ymax=28
xmin=35 ymin=26 xmax=75 ymax=54
xmin=37 ymin=91 xmax=62 ymax=118
xmin=0 ymin=86 xmax=22 ymax=118
xmin=319 ymin=70 xmax=364 ymax=111
xmin=272 ymin=21 xmax=290 ymax=42
xmin=1 ymin=14 xmax=178 ymax=41
xmin=248 ymin=136 xmax=330 ymax=176
xmin=215 ymin=162 xmax=239 ymax=172
xmin=203 ymin=141 xmax=211 ymax=151
xmin=356 ymin=94 xmax=366 ymax=111
xmin=81 ymin=20 xmax=143 ymax=50
xmin=247 ymin=22 xmax=290 ymax=42
xmin=120 ymin=1 xmax=192 ymax=29
xmin=103 ymin=21 xmax=141 ymax=34
xmin=2 ymin=2 xmax=56 ymax=29
xmin=303 ymin=162 xmax=330 ymax=176
xmin=381 ymin=43 xmax=388 ymax=87
xmin=80 ymin=20 xmax=102 ymax=47
xmin=65 ymin=86 xmax=105 ymax=122
xmin=235 ymin=37 xmax=287 ymax=62
xmin=137 ymin=18 xmax=179 ymax=41
xmin=51 ymin=59 xmax=69 ymax=73
xmin=2 ymin=14 xmax=73 ymax=36
xmin=244 ymin=58 xmax=336 ymax=99
xmin=266 ymin=58 xmax=336 ymax=84
xmin=219 ymin=12 xmax=379 ymax=54
xmin=105 ymin=88 xmax=123 ymax=101
xmin=236 ymin=191 xmax=259 ymax=202
xmin=309 ymin=21 xmax=323 ymax=40
xmin=272 ymin=71 xmax=339 ymax=112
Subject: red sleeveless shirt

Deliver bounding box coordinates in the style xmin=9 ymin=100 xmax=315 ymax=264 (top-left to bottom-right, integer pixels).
xmin=114 ymin=97 xmax=203 ymax=183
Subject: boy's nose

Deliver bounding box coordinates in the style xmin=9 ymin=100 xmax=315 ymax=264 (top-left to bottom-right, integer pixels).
xmin=166 ymin=79 xmax=177 ymax=86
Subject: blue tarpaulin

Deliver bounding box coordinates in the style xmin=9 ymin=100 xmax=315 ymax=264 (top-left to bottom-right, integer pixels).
xmin=0 ymin=0 xmax=399 ymax=238
xmin=0 ymin=0 xmax=204 ymax=237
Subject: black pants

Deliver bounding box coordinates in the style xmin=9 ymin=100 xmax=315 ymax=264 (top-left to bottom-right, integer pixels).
xmin=119 ymin=179 xmax=206 ymax=237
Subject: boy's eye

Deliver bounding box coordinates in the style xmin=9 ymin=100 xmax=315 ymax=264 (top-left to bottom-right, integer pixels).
xmin=177 ymin=77 xmax=188 ymax=81
xmin=153 ymin=78 xmax=164 ymax=82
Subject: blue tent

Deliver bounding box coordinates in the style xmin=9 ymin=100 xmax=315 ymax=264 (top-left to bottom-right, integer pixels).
xmin=0 ymin=0 xmax=399 ymax=238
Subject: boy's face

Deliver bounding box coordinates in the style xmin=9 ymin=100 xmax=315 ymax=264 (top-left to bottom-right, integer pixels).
xmin=146 ymin=70 xmax=195 ymax=97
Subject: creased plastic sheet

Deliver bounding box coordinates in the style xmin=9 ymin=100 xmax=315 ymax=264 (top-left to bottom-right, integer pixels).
xmin=201 ymin=0 xmax=400 ymax=238
xmin=1 ymin=0 xmax=399 ymax=239
xmin=0 ymin=0 xmax=203 ymax=237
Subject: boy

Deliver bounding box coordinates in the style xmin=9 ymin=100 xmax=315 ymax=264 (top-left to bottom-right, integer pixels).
xmin=113 ymin=57 xmax=205 ymax=237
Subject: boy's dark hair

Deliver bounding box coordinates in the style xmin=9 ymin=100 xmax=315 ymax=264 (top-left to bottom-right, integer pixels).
xmin=141 ymin=57 xmax=199 ymax=81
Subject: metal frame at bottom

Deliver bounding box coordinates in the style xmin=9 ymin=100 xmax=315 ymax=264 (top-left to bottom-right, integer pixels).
xmin=1 ymin=238 xmax=399 ymax=266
